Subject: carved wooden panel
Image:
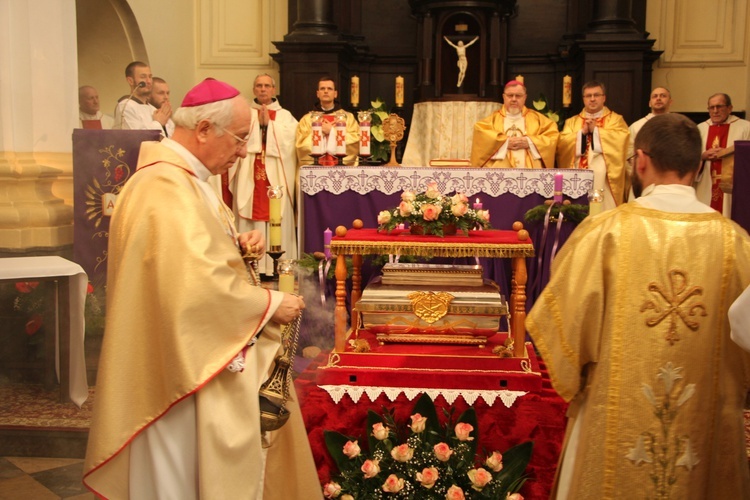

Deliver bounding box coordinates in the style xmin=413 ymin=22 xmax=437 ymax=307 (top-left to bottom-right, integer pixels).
xmin=199 ymin=0 xmax=285 ymax=67
xmin=655 ymin=0 xmax=747 ymax=66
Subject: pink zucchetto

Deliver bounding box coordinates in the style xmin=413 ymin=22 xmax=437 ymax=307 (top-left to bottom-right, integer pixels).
xmin=504 ymin=80 xmax=526 ymax=89
xmin=181 ymin=78 xmax=240 ymax=107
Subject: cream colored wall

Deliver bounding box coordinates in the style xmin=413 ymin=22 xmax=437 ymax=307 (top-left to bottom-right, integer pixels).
xmin=126 ymin=0 xmax=287 ymax=103
xmin=647 ymin=0 xmax=750 ymax=113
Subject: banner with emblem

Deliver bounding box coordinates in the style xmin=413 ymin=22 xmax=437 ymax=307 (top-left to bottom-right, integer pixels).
xmin=72 ymin=129 xmax=161 ymax=290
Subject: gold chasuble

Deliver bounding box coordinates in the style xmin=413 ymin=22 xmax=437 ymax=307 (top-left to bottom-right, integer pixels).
xmin=527 ymin=204 xmax=750 ymax=499
xmin=470 ymin=106 xmax=559 ymax=168
xmin=83 ymin=142 xmax=320 ymax=499
xmin=556 ymin=107 xmax=629 ymax=205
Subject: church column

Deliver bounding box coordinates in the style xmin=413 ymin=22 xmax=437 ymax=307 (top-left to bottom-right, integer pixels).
xmin=0 ymin=1 xmax=77 ymax=255
xmin=588 ymin=0 xmax=639 ymax=35
xmin=287 ymin=0 xmax=337 ymax=37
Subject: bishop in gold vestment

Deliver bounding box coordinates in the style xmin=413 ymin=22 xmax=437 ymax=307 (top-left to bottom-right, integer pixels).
xmin=83 ymin=79 xmax=320 ymax=499
xmin=529 ymin=113 xmax=750 ymax=499
xmin=471 ymin=80 xmax=559 ymax=168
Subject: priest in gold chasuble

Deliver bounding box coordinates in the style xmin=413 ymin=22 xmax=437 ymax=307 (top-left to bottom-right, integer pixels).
xmin=556 ymin=81 xmax=629 ymax=210
xmin=528 ymin=114 xmax=750 ymax=499
xmin=83 ymin=79 xmax=320 ymax=500
xmin=471 ymin=80 xmax=559 ymax=168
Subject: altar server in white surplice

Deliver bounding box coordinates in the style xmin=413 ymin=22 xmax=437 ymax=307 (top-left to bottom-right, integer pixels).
xmin=222 ymin=74 xmax=299 ymax=278
xmin=625 ymin=87 xmax=672 ymax=200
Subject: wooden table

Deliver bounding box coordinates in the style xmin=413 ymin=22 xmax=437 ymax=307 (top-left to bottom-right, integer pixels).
xmin=329 ymin=227 xmax=534 ymax=357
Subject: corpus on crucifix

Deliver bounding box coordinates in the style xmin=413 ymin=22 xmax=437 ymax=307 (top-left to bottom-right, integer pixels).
xmin=443 ymin=35 xmax=479 ymax=88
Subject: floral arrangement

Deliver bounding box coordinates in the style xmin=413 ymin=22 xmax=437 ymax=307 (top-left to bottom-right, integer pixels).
xmin=323 ymin=393 xmax=533 ymax=499
xmin=377 ymin=182 xmax=491 ymax=237
xmin=10 ymin=280 xmax=104 ymax=337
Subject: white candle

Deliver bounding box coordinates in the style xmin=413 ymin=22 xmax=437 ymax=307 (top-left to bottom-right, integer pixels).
xmin=335 ymin=122 xmax=346 ymax=156
xmin=311 ymin=122 xmax=323 ymax=156
xmin=395 ymin=76 xmax=404 ymax=106
xmin=563 ymin=75 xmax=572 ymax=107
xmin=279 ymin=272 xmax=295 ymax=293
xmin=351 ymin=75 xmax=360 ymax=108
xmin=359 ymin=123 xmax=371 ymax=155
xmin=269 ymin=196 xmax=281 ymax=249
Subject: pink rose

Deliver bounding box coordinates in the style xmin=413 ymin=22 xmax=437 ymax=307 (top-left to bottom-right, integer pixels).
xmin=433 ymin=442 xmax=454 ymax=462
xmin=507 ymin=494 xmax=524 ymax=500
xmin=425 ymin=181 xmax=441 ymax=199
xmin=390 ymin=443 xmax=414 ymax=462
xmin=361 ymin=459 xmax=381 ymax=479
xmin=401 ymin=190 xmax=416 ymax=202
xmin=485 ymin=451 xmax=504 ymax=472
xmin=322 ymin=481 xmax=342 ymax=498
xmin=415 ymin=466 xmax=439 ymax=488
xmin=454 ymin=422 xmax=475 ymax=441
xmin=372 ymin=422 xmax=389 ymax=441
xmin=452 ymin=192 xmax=469 ymax=205
xmin=476 ymin=209 xmax=490 ymax=222
xmin=410 ymin=413 xmax=427 ymax=433
xmin=377 ymin=210 xmax=391 ymax=225
xmin=399 ymin=201 xmax=414 ymax=217
xmin=421 ymin=203 xmax=442 ymax=221
xmin=468 ymin=467 xmax=493 ymax=491
xmin=381 ymin=474 xmax=405 ymax=493
xmin=342 ymin=440 xmax=361 ymax=458
xmin=451 ymin=202 xmax=468 ymax=217
xmin=446 ymin=485 xmax=466 ymax=500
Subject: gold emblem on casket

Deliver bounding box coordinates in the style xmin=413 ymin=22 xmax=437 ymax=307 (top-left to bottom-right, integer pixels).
xmin=407 ymin=291 xmax=455 ymax=324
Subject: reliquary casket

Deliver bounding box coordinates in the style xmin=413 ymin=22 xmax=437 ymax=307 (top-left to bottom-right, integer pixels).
xmin=355 ymin=264 xmax=507 ymax=346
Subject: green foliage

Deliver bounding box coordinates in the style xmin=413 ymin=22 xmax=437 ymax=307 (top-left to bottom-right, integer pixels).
xmin=369 ymin=99 xmax=392 ymax=163
xmin=531 ymin=93 xmax=563 ymax=130
xmin=524 ymin=203 xmax=589 ymax=226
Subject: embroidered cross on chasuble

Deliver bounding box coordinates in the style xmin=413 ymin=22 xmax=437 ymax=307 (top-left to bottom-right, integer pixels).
xmin=705 ymin=123 xmax=729 ymax=212
xmin=577 ymin=116 xmax=606 ymax=170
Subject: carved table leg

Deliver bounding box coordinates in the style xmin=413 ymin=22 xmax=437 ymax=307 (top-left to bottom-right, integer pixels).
xmin=350 ymin=254 xmax=363 ymax=335
xmin=334 ymin=254 xmax=348 ymax=352
xmin=512 ymin=256 xmax=528 ymax=357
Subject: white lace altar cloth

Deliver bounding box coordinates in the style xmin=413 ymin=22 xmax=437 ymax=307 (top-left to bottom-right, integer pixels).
xmin=300 ymin=166 xmax=594 ymax=200
xmin=318 ymin=384 xmax=528 ymax=408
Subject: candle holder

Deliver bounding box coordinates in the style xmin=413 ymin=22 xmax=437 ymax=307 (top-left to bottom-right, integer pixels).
xmin=587 ymin=188 xmax=604 ymax=217
xmin=266 ymin=250 xmax=286 ymax=282
xmin=277 ymin=259 xmax=297 ymax=293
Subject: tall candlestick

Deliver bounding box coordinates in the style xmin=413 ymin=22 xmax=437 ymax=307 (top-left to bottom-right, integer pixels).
xmin=324 ymin=227 xmax=332 ymax=259
xmin=350 ymin=75 xmax=360 ymax=108
xmin=268 ymin=186 xmax=283 ymax=251
xmin=395 ymin=76 xmax=404 ymax=106
xmin=563 ymin=75 xmax=572 ymax=107
xmin=473 ymin=198 xmax=483 ymax=211
xmin=515 ymin=75 xmax=524 ymax=84
xmin=554 ymin=173 xmax=563 ymax=203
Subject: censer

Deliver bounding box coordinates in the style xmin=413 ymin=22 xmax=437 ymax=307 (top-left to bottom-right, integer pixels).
xmin=242 ymin=247 xmax=302 ymax=433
